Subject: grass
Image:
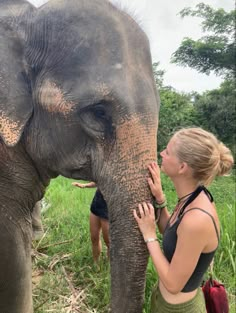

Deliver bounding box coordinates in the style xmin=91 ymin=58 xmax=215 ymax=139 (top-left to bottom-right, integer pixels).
xmin=33 ymin=174 xmax=235 ymax=312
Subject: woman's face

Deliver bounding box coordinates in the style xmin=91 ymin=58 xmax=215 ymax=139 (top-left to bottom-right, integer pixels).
xmin=160 ymin=137 xmax=183 ymax=178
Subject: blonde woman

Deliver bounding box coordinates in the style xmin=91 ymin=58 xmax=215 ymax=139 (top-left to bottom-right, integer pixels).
xmin=133 ymin=127 xmax=234 ymax=313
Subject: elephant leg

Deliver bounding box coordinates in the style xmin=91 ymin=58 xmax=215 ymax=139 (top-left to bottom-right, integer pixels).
xmin=32 ymin=201 xmax=44 ymax=240
xmin=0 ymin=215 xmax=33 ymax=313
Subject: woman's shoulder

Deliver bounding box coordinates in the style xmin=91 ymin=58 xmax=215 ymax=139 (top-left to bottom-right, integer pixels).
xmin=185 ymin=192 xmax=218 ymax=222
xmin=179 ymin=208 xmax=211 ymax=232
xmin=179 ymin=203 xmax=220 ymax=245
xmin=184 ymin=199 xmax=218 ymax=223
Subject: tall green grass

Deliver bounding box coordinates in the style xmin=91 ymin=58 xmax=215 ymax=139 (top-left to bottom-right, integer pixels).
xmin=33 ymin=174 xmax=235 ymax=312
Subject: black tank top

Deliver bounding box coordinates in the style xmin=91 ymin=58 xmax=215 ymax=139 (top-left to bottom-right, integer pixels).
xmin=162 ymin=186 xmax=220 ymax=292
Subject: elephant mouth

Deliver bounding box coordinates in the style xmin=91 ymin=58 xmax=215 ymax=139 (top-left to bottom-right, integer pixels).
xmin=61 ymin=167 xmax=93 ymax=181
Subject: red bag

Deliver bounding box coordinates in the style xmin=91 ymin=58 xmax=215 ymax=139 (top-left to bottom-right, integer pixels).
xmin=202 ymin=277 xmax=229 ymax=313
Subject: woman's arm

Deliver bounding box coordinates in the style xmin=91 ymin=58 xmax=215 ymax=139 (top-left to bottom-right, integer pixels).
xmin=71 ymin=181 xmax=96 ymax=188
xmin=133 ymin=202 xmax=207 ymax=294
xmin=156 ymin=207 xmax=170 ymax=234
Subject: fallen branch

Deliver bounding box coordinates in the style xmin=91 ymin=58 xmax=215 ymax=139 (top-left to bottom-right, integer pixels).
xmin=49 ymin=253 xmax=72 ymax=270
xmin=37 ymin=239 xmax=74 ymax=251
xmin=34 ymin=229 xmax=49 ymax=250
xmin=62 ymin=266 xmax=77 ymax=298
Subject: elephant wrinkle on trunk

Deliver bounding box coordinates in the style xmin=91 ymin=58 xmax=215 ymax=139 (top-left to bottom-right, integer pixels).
xmin=0 ymin=1 xmax=159 ymax=312
xmin=97 ymin=114 xmax=158 ymax=313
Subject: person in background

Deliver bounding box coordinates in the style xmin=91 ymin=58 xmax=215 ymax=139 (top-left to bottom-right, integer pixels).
xmin=133 ymin=127 xmax=234 ymax=313
xmin=72 ymin=181 xmax=109 ymax=262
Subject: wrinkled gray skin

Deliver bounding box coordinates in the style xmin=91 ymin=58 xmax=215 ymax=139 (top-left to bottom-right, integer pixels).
xmin=31 ymin=201 xmax=44 ymax=240
xmin=0 ymin=0 xmax=159 ymax=312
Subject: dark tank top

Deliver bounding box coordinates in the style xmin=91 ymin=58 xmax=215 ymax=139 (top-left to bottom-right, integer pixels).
xmin=162 ymin=186 xmax=219 ymax=292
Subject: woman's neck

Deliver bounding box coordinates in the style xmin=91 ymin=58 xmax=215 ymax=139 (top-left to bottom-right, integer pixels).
xmin=172 ymin=177 xmax=200 ymax=200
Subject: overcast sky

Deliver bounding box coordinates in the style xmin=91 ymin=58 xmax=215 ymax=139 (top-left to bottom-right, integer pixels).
xmin=117 ymin=0 xmax=234 ymax=93
xmin=29 ymin=0 xmax=234 ymax=93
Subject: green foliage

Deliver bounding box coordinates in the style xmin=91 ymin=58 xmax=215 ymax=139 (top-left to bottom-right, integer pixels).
xmin=33 ymin=177 xmax=110 ymax=313
xmin=171 ymin=3 xmax=235 ymax=78
xmin=193 ymin=79 xmax=236 ymax=158
xmin=153 ymin=63 xmax=200 ymax=153
xmin=152 ymin=62 xmax=165 ymax=89
xmin=153 ymin=38 xmax=235 ymax=157
xmin=179 ymin=3 xmax=235 ymax=35
xmin=158 ymin=87 xmax=199 ymax=152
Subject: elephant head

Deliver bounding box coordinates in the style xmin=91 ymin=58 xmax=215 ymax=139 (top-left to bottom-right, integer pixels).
xmin=0 ymin=1 xmax=159 ymax=312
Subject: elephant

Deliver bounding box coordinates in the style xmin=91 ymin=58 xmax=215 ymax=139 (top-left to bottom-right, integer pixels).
xmin=0 ymin=0 xmax=159 ymax=312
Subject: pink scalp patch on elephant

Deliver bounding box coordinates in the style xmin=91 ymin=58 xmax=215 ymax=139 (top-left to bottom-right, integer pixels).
xmin=40 ymin=80 xmax=75 ymax=115
xmin=95 ymin=82 xmax=112 ymax=98
xmin=0 ymin=112 xmax=22 ymax=146
xmin=117 ymin=114 xmax=157 ymax=161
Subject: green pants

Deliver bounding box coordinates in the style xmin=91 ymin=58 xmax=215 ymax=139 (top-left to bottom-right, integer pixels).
xmin=151 ymin=284 xmax=206 ymax=313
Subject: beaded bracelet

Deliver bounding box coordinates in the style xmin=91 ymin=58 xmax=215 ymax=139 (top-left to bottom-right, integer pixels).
xmin=153 ymin=199 xmax=167 ymax=210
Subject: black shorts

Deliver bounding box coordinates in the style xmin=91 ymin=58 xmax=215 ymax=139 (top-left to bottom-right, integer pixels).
xmin=90 ymin=189 xmax=108 ymax=220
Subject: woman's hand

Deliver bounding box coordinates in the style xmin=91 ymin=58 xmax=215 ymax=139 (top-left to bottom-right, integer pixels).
xmin=72 ymin=181 xmax=96 ymax=188
xmin=133 ymin=202 xmax=157 ymax=241
xmin=71 ymin=182 xmax=86 ymax=188
xmin=148 ymin=162 xmax=165 ymax=203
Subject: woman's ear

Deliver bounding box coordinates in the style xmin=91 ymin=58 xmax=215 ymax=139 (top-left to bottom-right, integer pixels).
xmin=178 ymin=162 xmax=188 ymax=175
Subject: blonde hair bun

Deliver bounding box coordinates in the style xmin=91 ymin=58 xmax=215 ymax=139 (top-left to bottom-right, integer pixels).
xmin=217 ymin=142 xmax=234 ymax=177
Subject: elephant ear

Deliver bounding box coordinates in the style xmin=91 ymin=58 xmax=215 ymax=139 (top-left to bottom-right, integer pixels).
xmin=0 ymin=21 xmax=32 ymax=147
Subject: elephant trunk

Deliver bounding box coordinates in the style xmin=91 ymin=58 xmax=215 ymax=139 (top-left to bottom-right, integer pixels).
xmin=99 ymin=114 xmax=158 ymax=313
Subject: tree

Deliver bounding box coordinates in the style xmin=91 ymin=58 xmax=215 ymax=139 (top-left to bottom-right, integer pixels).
xmin=152 ymin=62 xmax=165 ymax=88
xmin=171 ymin=3 xmax=235 ymax=79
xmin=152 ymin=64 xmax=199 ymax=153
xmin=158 ymin=87 xmax=198 ymax=151
xmin=193 ymin=80 xmax=236 ymax=157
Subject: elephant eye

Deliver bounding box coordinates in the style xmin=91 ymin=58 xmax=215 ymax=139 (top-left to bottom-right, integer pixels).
xmin=93 ymin=106 xmax=106 ymax=119
xmin=79 ymin=100 xmax=114 ymax=140
xmin=92 ymin=102 xmax=109 ymax=120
